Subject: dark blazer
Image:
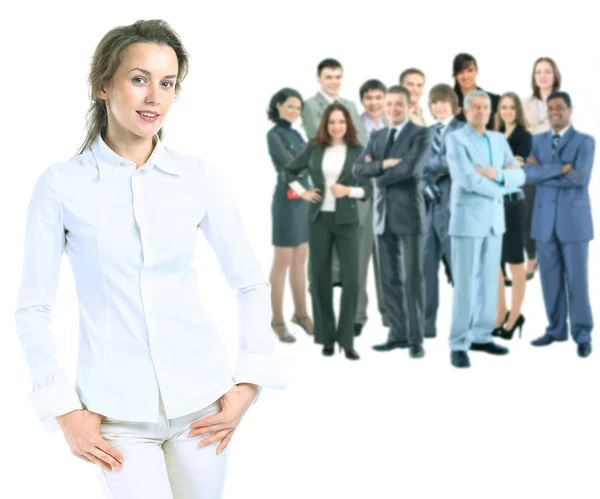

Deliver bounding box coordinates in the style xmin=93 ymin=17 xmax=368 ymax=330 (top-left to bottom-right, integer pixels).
xmin=353 ymin=121 xmax=431 ymax=235
xmin=505 ymin=125 xmax=532 ymax=159
xmin=525 ymin=127 xmax=595 ymax=242
xmin=283 ymin=141 xmax=372 ymax=225
xmin=456 ymin=87 xmax=500 ymax=130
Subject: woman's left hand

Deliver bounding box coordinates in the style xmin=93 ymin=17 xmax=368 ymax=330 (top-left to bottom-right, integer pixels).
xmin=330 ymin=184 xmax=350 ymax=198
xmin=188 ymin=383 xmax=259 ymax=454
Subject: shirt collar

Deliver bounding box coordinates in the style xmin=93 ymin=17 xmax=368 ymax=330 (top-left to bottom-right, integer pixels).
xmin=319 ymin=90 xmax=337 ymax=104
xmin=392 ymin=119 xmax=409 ymax=133
xmin=553 ymin=125 xmax=571 ymax=138
xmin=438 ymin=115 xmax=454 ymax=128
xmin=362 ymin=113 xmax=385 ymax=129
xmin=91 ymin=135 xmax=179 ymax=179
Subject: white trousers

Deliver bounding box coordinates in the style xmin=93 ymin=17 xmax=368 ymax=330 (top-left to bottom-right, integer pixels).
xmin=98 ymin=396 xmax=229 ymax=498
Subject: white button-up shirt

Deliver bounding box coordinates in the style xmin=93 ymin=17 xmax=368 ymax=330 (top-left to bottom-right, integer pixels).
xmin=15 ymin=135 xmax=288 ymax=432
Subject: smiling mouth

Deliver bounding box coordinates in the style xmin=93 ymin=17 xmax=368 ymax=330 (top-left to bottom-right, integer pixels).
xmin=137 ymin=111 xmax=159 ymax=118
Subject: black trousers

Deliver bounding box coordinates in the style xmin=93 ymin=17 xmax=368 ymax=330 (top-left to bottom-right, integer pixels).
xmin=377 ymin=229 xmax=425 ymax=346
xmin=308 ymin=212 xmax=359 ymax=349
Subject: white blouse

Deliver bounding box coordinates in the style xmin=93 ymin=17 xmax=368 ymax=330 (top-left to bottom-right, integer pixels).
xmin=15 ymin=135 xmax=288 ymax=432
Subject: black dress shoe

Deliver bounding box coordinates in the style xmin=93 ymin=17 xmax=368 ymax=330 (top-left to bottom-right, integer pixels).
xmin=469 ymin=342 xmax=509 ymax=355
xmin=531 ymin=334 xmax=567 ymax=347
xmin=353 ymin=323 xmax=364 ymax=337
xmin=577 ymin=343 xmax=592 ymax=358
xmin=372 ymin=341 xmax=408 ymax=351
xmin=341 ymin=346 xmax=360 ymax=360
xmin=409 ymin=344 xmax=425 ymax=358
xmin=451 ymin=351 xmax=470 ymax=368
xmin=322 ymin=344 xmax=335 ymax=356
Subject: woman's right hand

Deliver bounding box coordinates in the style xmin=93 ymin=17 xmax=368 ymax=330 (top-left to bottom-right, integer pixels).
xmin=514 ymin=155 xmax=525 ymax=167
xmin=301 ymin=188 xmax=322 ymax=203
xmin=56 ymin=409 xmax=124 ymax=472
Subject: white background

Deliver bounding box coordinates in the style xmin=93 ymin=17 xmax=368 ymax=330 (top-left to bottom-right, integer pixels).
xmin=1 ymin=0 xmax=599 ymax=498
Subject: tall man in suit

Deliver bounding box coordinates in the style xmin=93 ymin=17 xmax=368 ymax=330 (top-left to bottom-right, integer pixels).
xmin=353 ymin=79 xmax=389 ymax=336
xmin=354 ymin=85 xmax=430 ymax=359
xmin=524 ymin=91 xmax=595 ymax=358
xmin=302 ymin=58 xmax=367 ymax=288
xmin=422 ymin=84 xmax=465 ymax=339
xmin=446 ymin=90 xmax=525 ymax=368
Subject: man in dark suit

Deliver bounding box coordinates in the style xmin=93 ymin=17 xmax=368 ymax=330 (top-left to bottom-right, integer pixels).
xmin=422 ymin=84 xmax=465 ymax=339
xmin=524 ymin=91 xmax=595 ymax=358
xmin=354 ymin=85 xmax=431 ymax=358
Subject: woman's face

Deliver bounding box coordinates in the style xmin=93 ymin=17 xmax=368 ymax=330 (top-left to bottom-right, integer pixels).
xmin=499 ymin=96 xmax=517 ymax=127
xmin=277 ymin=97 xmax=302 ymax=123
xmin=99 ymin=42 xmax=179 ymax=142
xmin=456 ymin=63 xmax=478 ymax=91
xmin=534 ymin=61 xmax=555 ymax=91
xmin=327 ymin=110 xmax=347 ymax=141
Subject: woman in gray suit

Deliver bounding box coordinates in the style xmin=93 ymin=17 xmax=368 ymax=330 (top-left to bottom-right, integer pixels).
xmin=284 ymin=103 xmax=372 ymax=360
xmin=267 ymin=88 xmax=314 ymax=343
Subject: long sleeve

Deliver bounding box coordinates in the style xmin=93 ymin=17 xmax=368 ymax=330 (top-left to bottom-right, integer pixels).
xmin=501 ymin=138 xmax=526 ymax=189
xmin=267 ymin=130 xmax=295 ymax=173
xmin=529 ymin=136 xmax=595 ymax=188
xmin=354 ymin=134 xmax=384 ymax=180
xmin=446 ymin=133 xmax=503 ymax=199
xmin=375 ymin=127 xmax=431 ymax=188
xmin=199 ymin=162 xmax=289 ymax=396
xmin=283 ymin=141 xmax=314 ymax=184
xmin=525 ymin=140 xmax=567 ymax=184
xmin=15 ymin=167 xmax=83 ymax=433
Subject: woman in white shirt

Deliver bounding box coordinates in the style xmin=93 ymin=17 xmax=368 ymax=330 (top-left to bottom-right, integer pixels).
xmin=283 ymin=103 xmax=372 ymax=360
xmin=522 ymin=57 xmax=562 ymax=279
xmin=15 ymin=19 xmax=287 ymax=498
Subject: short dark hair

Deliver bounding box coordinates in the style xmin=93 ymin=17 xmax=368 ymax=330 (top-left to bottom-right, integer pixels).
xmin=317 ymin=58 xmax=343 ymax=76
xmin=267 ymin=88 xmax=303 ymax=122
xmin=386 ymin=85 xmax=411 ymax=103
xmin=315 ymin=103 xmax=360 ymax=148
xmin=359 ymin=79 xmax=387 ymax=100
xmin=428 ymin=83 xmax=459 ymax=115
xmin=547 ymin=91 xmax=572 ymax=108
xmin=399 ymin=68 xmax=425 ymax=84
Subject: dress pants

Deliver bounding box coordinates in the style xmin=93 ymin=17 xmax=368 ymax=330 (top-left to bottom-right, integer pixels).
xmin=537 ymin=235 xmax=593 ymax=343
xmin=450 ymin=233 xmax=502 ymax=351
xmin=377 ymin=229 xmax=425 ymax=346
xmin=424 ymin=202 xmax=452 ymax=338
xmin=308 ymin=211 xmax=359 ymax=349
xmin=98 ymin=395 xmax=228 ymax=498
xmin=355 ymin=199 xmax=388 ymax=327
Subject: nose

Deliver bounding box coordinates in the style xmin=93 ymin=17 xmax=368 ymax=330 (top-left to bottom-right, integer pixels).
xmin=145 ymin=83 xmax=162 ymax=106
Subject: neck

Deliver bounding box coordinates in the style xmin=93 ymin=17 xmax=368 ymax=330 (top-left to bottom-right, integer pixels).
xmin=504 ymin=122 xmax=516 ymax=134
xmin=366 ymin=112 xmax=383 ymax=123
xmin=322 ymin=89 xmax=338 ymax=100
xmin=461 ymin=85 xmax=477 ymax=96
xmin=103 ymin=127 xmax=154 ymax=168
xmin=392 ymin=119 xmax=405 ymax=127
xmin=471 ymin=124 xmax=486 ymax=135
xmin=539 ymin=88 xmax=552 ymax=102
xmin=331 ymin=138 xmax=345 ymax=146
xmin=409 ymin=101 xmax=418 ymax=110
xmin=552 ymin=123 xmax=568 ymax=133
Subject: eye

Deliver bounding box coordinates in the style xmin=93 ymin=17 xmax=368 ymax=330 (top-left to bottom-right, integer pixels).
xmin=162 ymin=81 xmax=174 ymax=89
xmin=133 ymin=77 xmax=145 ymax=84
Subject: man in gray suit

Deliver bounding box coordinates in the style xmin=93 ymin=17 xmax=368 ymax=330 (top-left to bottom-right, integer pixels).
xmin=302 ymin=58 xmax=367 ymax=289
xmin=422 ymin=84 xmax=465 ymax=339
xmin=354 ymin=85 xmax=431 ymax=359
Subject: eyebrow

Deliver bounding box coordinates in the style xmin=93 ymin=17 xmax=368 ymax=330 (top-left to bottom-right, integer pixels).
xmin=128 ymin=67 xmax=178 ymax=79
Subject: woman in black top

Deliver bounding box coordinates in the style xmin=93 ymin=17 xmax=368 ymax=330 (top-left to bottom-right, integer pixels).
xmin=266 ymin=88 xmax=313 ymax=343
xmin=452 ymin=53 xmax=500 ymax=130
xmin=492 ymin=92 xmax=532 ymax=341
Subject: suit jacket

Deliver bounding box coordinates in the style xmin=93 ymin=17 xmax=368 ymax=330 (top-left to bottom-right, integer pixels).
xmin=446 ymin=125 xmax=525 ymax=238
xmin=283 ymin=141 xmax=372 ymax=225
xmin=524 ymin=127 xmax=595 ymax=242
xmin=302 ymin=93 xmax=368 ymax=146
xmin=523 ymin=96 xmax=551 ymax=135
xmin=354 ymin=121 xmax=431 ymax=236
xmin=423 ymin=117 xmax=466 ymax=205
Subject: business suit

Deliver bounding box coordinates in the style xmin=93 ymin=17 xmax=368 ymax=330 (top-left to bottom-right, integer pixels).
xmin=422 ymin=117 xmax=465 ymax=338
xmin=302 ymin=93 xmax=367 ymax=288
xmin=524 ymin=127 xmax=595 ymax=344
xmin=354 ymin=121 xmax=430 ymax=347
xmin=355 ymin=114 xmax=389 ymax=330
xmin=284 ymin=141 xmax=372 ymax=349
xmin=446 ymin=126 xmax=525 ymax=351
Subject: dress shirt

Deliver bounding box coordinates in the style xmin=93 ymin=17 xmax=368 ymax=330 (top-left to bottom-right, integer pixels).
xmin=437 ymin=115 xmax=455 ymax=134
xmin=362 ymin=113 xmax=386 ymax=138
xmin=289 ymin=144 xmax=364 ymax=207
xmin=553 ymin=124 xmax=572 ymax=138
xmin=319 ymin=90 xmax=337 ymax=104
xmin=388 ymin=119 xmax=410 ymax=143
xmin=15 ymin=135 xmax=288 ymax=433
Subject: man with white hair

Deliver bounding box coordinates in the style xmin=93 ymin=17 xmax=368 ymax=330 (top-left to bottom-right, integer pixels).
xmin=446 ymin=90 xmax=525 ymax=368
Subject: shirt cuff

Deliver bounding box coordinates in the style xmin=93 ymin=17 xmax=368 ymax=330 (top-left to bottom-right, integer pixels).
xmin=495 ymin=169 xmax=505 ymax=185
xmin=348 ymin=187 xmax=365 ymax=198
xmin=289 ymin=181 xmax=306 ymax=195
xmin=233 ymin=352 xmax=290 ymax=394
xmin=29 ymin=381 xmax=83 ymax=433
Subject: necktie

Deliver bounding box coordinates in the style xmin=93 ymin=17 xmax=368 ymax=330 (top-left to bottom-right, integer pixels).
xmin=432 ymin=122 xmax=445 ymax=155
xmin=552 ymin=134 xmax=560 ymax=160
xmin=384 ymin=128 xmax=397 ymax=159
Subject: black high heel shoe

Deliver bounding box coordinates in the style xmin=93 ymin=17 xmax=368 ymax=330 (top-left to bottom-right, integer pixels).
xmin=339 ymin=344 xmax=360 ymax=360
xmin=491 ymin=311 xmax=510 ymax=338
xmin=322 ymin=344 xmax=335 ymax=356
xmin=498 ymin=314 xmax=525 ymax=340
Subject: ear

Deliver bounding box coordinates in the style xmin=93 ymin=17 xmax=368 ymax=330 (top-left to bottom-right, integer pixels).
xmin=96 ymin=81 xmax=110 ymax=101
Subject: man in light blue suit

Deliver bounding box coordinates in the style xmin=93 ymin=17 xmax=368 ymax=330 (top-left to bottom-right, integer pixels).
xmin=524 ymin=91 xmax=595 ymax=358
xmin=446 ymin=91 xmax=525 ymax=368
